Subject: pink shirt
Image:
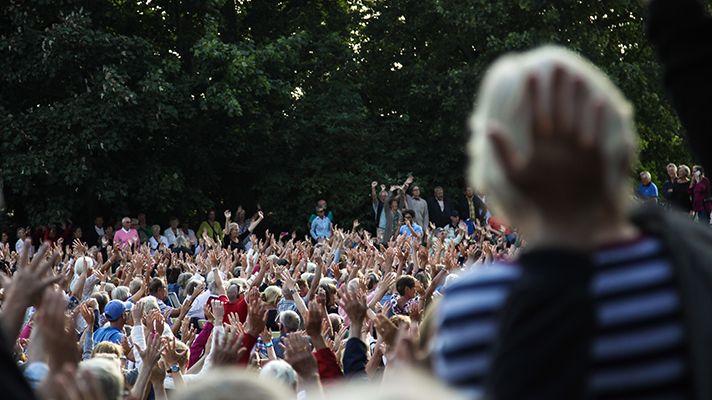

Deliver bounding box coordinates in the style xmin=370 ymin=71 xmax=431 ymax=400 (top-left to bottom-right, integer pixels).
xmin=113 ymin=228 xmax=139 ymax=249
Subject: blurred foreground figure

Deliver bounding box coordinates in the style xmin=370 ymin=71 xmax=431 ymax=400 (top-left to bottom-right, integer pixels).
xmin=433 ymin=45 xmax=712 ymax=400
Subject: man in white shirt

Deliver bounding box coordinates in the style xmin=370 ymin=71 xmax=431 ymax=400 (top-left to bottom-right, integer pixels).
xmin=164 ymin=217 xmax=180 ymax=248
xmin=148 ymin=225 xmax=169 ymax=255
xmin=15 ymin=227 xmax=32 ymax=257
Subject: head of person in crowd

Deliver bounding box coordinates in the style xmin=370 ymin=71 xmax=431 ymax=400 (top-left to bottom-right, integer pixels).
xmin=678 ymin=164 xmax=691 ymax=181
xmin=692 ymin=165 xmax=705 ymax=179
xmin=434 ymin=186 xmax=445 ymax=201
xmin=465 ymin=186 xmax=475 ymax=199
xmin=111 ymin=286 xmax=130 ymax=301
xmin=120 ymin=217 xmax=131 ymax=231
xmin=72 ymin=226 xmax=82 ymax=240
xmin=78 ymin=357 xmax=124 ymax=400
xmin=296 ymin=279 xmax=308 ymax=298
xmin=148 ymin=278 xmax=169 ymax=303
xmin=396 ymin=275 xmax=418 ymax=300
xmin=227 ymin=222 xmax=240 ymax=240
xmin=226 ymin=278 xmax=243 ymax=303
xmin=104 ymin=225 xmax=114 ymax=238
xmin=379 ymin=189 xmax=388 ymax=203
xmin=449 ymin=210 xmax=460 ymax=227
xmin=94 ymin=216 xmax=104 ymax=229
xmin=169 ymin=216 xmax=179 ymax=230
xmin=468 ymin=45 xmax=637 ymax=234
xmin=278 ymin=310 xmax=301 ymax=336
xmin=0 ymin=232 xmax=8 ymax=245
xmin=104 ymin=299 xmax=129 ymax=330
xmin=412 ymin=185 xmax=422 ymax=199
xmin=207 ymin=209 xmax=217 ymax=222
xmin=259 ymin=360 xmax=298 ymax=392
xmin=16 ymin=227 xmax=26 ymax=240
xmin=317 ymin=199 xmax=328 ymax=211
xmin=137 ymin=212 xmax=147 ymax=226
xmin=667 ymin=163 xmax=678 ymax=181
xmin=171 ymin=369 xmax=292 ymax=400
xmin=130 ymin=218 xmax=139 ymax=230
xmin=151 ymin=224 xmax=161 ymax=239
xmin=640 ymin=171 xmax=653 ymax=186
xmin=389 ymin=198 xmax=399 ymax=211
xmin=91 ymin=341 xmax=123 ymax=359
xmin=262 ymin=285 xmax=282 ymax=307
xmin=315 ymin=207 xmax=326 ymax=219
xmin=404 ymin=209 xmax=417 ymax=224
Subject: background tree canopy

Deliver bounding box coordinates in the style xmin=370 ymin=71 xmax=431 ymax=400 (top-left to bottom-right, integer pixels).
xmin=0 ymin=0 xmax=694 ymax=233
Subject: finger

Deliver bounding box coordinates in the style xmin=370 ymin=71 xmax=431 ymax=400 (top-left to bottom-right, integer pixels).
xmin=37 ymin=253 xmax=59 ymax=277
xmin=489 ymin=130 xmax=523 ymax=183
xmin=550 ymin=65 xmax=567 ymax=136
xmin=526 ymin=74 xmax=548 ymax=138
xmin=40 ymin=274 xmax=64 ymax=290
xmin=30 ymin=243 xmax=49 ymax=271
xmin=19 ymin=239 xmax=31 ymax=269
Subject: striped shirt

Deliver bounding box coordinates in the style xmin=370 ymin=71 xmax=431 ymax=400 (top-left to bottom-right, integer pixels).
xmin=433 ymin=237 xmax=690 ymax=399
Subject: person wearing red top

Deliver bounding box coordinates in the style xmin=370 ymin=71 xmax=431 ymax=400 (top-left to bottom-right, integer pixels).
xmin=689 ymin=165 xmax=711 ymax=225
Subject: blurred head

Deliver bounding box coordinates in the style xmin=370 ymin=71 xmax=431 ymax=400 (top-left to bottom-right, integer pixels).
xmin=389 ymin=198 xmax=399 ymax=210
xmin=111 ymin=286 xmax=130 ymax=301
xmin=92 ymin=341 xmax=123 ymax=359
xmin=171 ymin=368 xmax=291 ymax=400
xmin=412 ymin=185 xmax=421 ymax=198
xmin=152 ymin=225 xmax=161 ymax=236
xmin=434 ymin=187 xmax=444 ymax=200
xmin=465 ymin=187 xmax=474 ymax=198
xmin=148 ymin=278 xmax=167 ymax=300
xmin=403 ymin=209 xmax=416 ymax=222
xmin=640 ymin=171 xmax=652 ymax=185
xmin=678 ymin=164 xmax=691 ymax=179
xmin=278 ymin=310 xmax=301 ymax=334
xmin=1 ymin=232 xmax=7 ymax=243
xmin=467 ymin=46 xmax=637 ymax=222
xmin=693 ymin=165 xmax=705 ymax=177
xmin=379 ymin=190 xmax=388 ymax=203
xmin=666 ymin=163 xmax=678 ymax=179
xmin=208 ymin=209 xmax=216 ymax=221
xmin=16 ymin=227 xmax=26 ymax=239
xmin=317 ymin=199 xmax=327 ymax=210
xmin=260 ymin=360 xmax=297 ymax=392
xmin=262 ymin=286 xmax=282 ymax=306
xmin=396 ymin=275 xmax=417 ymax=299
xmin=137 ymin=213 xmax=146 ymax=225
xmin=121 ymin=217 xmax=131 ymax=230
xmin=228 ymin=222 xmax=239 ymax=238
xmin=315 ymin=208 xmax=326 ymax=218
xmin=78 ymin=358 xmax=124 ymax=400
xmin=169 ymin=217 xmax=179 ymax=229
xmin=449 ymin=210 xmax=460 ymax=225
xmin=94 ymin=216 xmax=104 ymax=228
xmin=73 ymin=227 xmax=82 ymax=239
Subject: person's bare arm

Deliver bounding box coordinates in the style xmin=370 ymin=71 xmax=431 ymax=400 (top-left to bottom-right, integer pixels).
xmin=307 ymin=256 xmax=324 ymax=301
xmin=246 ymin=211 xmax=265 ymax=233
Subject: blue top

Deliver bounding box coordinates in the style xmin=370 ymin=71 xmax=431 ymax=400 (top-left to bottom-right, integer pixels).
xmin=399 ymin=223 xmax=423 ymax=238
xmin=93 ymin=326 xmax=123 ymax=344
xmin=310 ymin=216 xmax=332 ymax=240
xmin=638 ymin=182 xmax=659 ymax=200
xmin=434 ymin=237 xmax=688 ymax=399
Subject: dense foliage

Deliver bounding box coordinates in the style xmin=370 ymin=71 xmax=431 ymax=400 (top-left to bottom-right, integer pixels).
xmin=0 ymin=0 xmax=693 ymax=232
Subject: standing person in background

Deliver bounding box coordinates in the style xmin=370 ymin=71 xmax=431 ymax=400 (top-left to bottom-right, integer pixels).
xmin=458 ymin=187 xmax=488 ymax=234
xmin=689 ymin=165 xmax=711 ymax=225
xmin=661 ymin=163 xmax=678 ymax=207
xmin=428 ymin=186 xmax=454 ymax=228
xmin=310 ymin=208 xmax=332 ymax=242
xmin=84 ymin=216 xmax=104 ymax=248
xmin=197 ymin=209 xmax=222 ymax=242
xmin=113 ymin=217 xmax=139 ymax=249
xmin=404 ymin=177 xmax=429 ymax=228
xmin=671 ymin=165 xmax=692 ymax=214
xmin=371 ymin=181 xmax=389 ymax=242
xmin=149 ymin=225 xmax=169 ymax=255
xmin=308 ymin=200 xmax=334 ymax=226
xmin=637 ymin=171 xmax=658 ymax=203
xmin=164 ymin=217 xmax=181 ymax=248
xmin=136 ymin=213 xmax=152 ymax=243
xmin=14 ymin=228 xmax=30 ymax=257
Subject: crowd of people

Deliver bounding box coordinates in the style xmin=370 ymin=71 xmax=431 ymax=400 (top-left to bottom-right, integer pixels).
xmin=1 ymin=0 xmax=712 ymax=399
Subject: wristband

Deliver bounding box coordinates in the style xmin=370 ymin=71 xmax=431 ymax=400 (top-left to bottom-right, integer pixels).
xmin=264 ymin=341 xmax=274 ymax=348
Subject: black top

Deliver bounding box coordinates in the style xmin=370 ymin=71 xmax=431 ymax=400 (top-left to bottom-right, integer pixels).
xmin=671 ymin=181 xmax=693 ymax=212
xmin=223 ymin=230 xmax=251 ymax=251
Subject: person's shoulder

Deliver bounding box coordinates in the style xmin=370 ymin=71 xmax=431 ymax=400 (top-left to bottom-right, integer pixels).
xmin=443 ymin=263 xmax=521 ymax=297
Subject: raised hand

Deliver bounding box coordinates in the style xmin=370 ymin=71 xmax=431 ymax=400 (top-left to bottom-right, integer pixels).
xmin=212 ymin=325 xmax=246 ymax=366
xmin=371 ymin=181 xmax=378 ymax=188
xmin=305 ymin=300 xmax=324 ymax=339
xmin=283 ymin=333 xmax=319 ymax=381
xmin=338 ymin=286 xmax=367 ymax=325
xmin=37 ymin=288 xmax=79 ymax=370
xmin=211 ymin=299 xmax=225 ymax=325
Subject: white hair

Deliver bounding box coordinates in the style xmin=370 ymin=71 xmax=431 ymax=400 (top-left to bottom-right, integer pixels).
xmin=74 ymin=256 xmax=95 ymax=276
xmin=111 ymin=286 xmax=130 ymax=301
xmin=259 ymin=360 xmax=297 ymax=391
xmin=278 ymin=310 xmax=301 ymax=333
xmin=468 ymin=45 xmax=637 ymax=220
xmin=640 ymin=171 xmax=652 ymax=180
xmin=78 ymin=357 xmax=124 ymax=400
xmin=137 ymin=296 xmax=159 ymax=317
xmin=129 ymin=278 xmax=143 ymax=295
xmin=172 ymin=368 xmax=291 ymax=400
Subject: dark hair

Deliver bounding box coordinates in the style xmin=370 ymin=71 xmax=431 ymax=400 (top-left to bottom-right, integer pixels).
xmin=167 ymin=268 xmax=181 ymax=284
xmin=693 ymin=165 xmax=705 ymax=175
xmin=148 ymin=278 xmax=166 ymax=295
xmin=403 ymin=209 xmax=416 ymax=219
xmin=396 ymin=275 xmax=416 ymax=296
xmin=91 ymin=292 xmax=110 ymax=313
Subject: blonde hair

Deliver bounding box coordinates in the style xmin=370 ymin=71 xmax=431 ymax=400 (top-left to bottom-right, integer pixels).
xmin=678 ymin=164 xmax=691 ymax=178
xmin=92 ymin=341 xmax=123 ymax=358
xmin=468 ymin=45 xmax=637 ymax=220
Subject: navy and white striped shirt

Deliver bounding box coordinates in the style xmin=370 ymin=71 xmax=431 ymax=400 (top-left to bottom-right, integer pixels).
xmin=434 ymin=237 xmax=689 ymax=399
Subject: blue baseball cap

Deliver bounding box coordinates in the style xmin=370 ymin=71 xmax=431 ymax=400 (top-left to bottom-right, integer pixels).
xmin=104 ymin=300 xmax=131 ymax=321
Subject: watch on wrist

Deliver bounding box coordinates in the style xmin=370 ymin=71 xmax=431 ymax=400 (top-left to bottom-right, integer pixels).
xmin=288 ymin=288 xmax=297 ymax=295
xmin=264 ymin=341 xmax=274 ymax=348
xmin=166 ymin=363 xmax=180 ymax=374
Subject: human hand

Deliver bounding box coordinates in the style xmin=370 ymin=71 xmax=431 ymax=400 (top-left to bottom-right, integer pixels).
xmin=374 ymin=313 xmax=398 ymax=348
xmin=224 ymin=210 xmax=232 ymax=220
xmin=37 ymin=288 xmax=80 ymax=370
xmin=488 ymin=67 xmax=608 ymax=238
xmin=138 ymin=331 xmax=164 ymax=368
xmin=212 ymin=325 xmax=246 ymax=366
xmin=283 ymin=333 xmax=319 ymax=381
xmin=305 ymin=300 xmax=324 ymax=339
xmin=338 ymin=286 xmax=367 ymax=325
xmin=211 ymin=299 xmax=225 ymax=325
xmin=371 ymin=181 xmax=378 ymax=188
xmin=2 ymin=241 xmax=62 ymax=310
xmin=245 ymin=289 xmax=268 ymax=337
xmin=161 ymin=336 xmax=186 ymax=366
xmin=131 ymin=301 xmax=144 ymax=326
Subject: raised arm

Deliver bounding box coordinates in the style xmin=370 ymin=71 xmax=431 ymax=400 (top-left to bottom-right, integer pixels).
xmin=247 ymin=211 xmax=265 ymax=233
